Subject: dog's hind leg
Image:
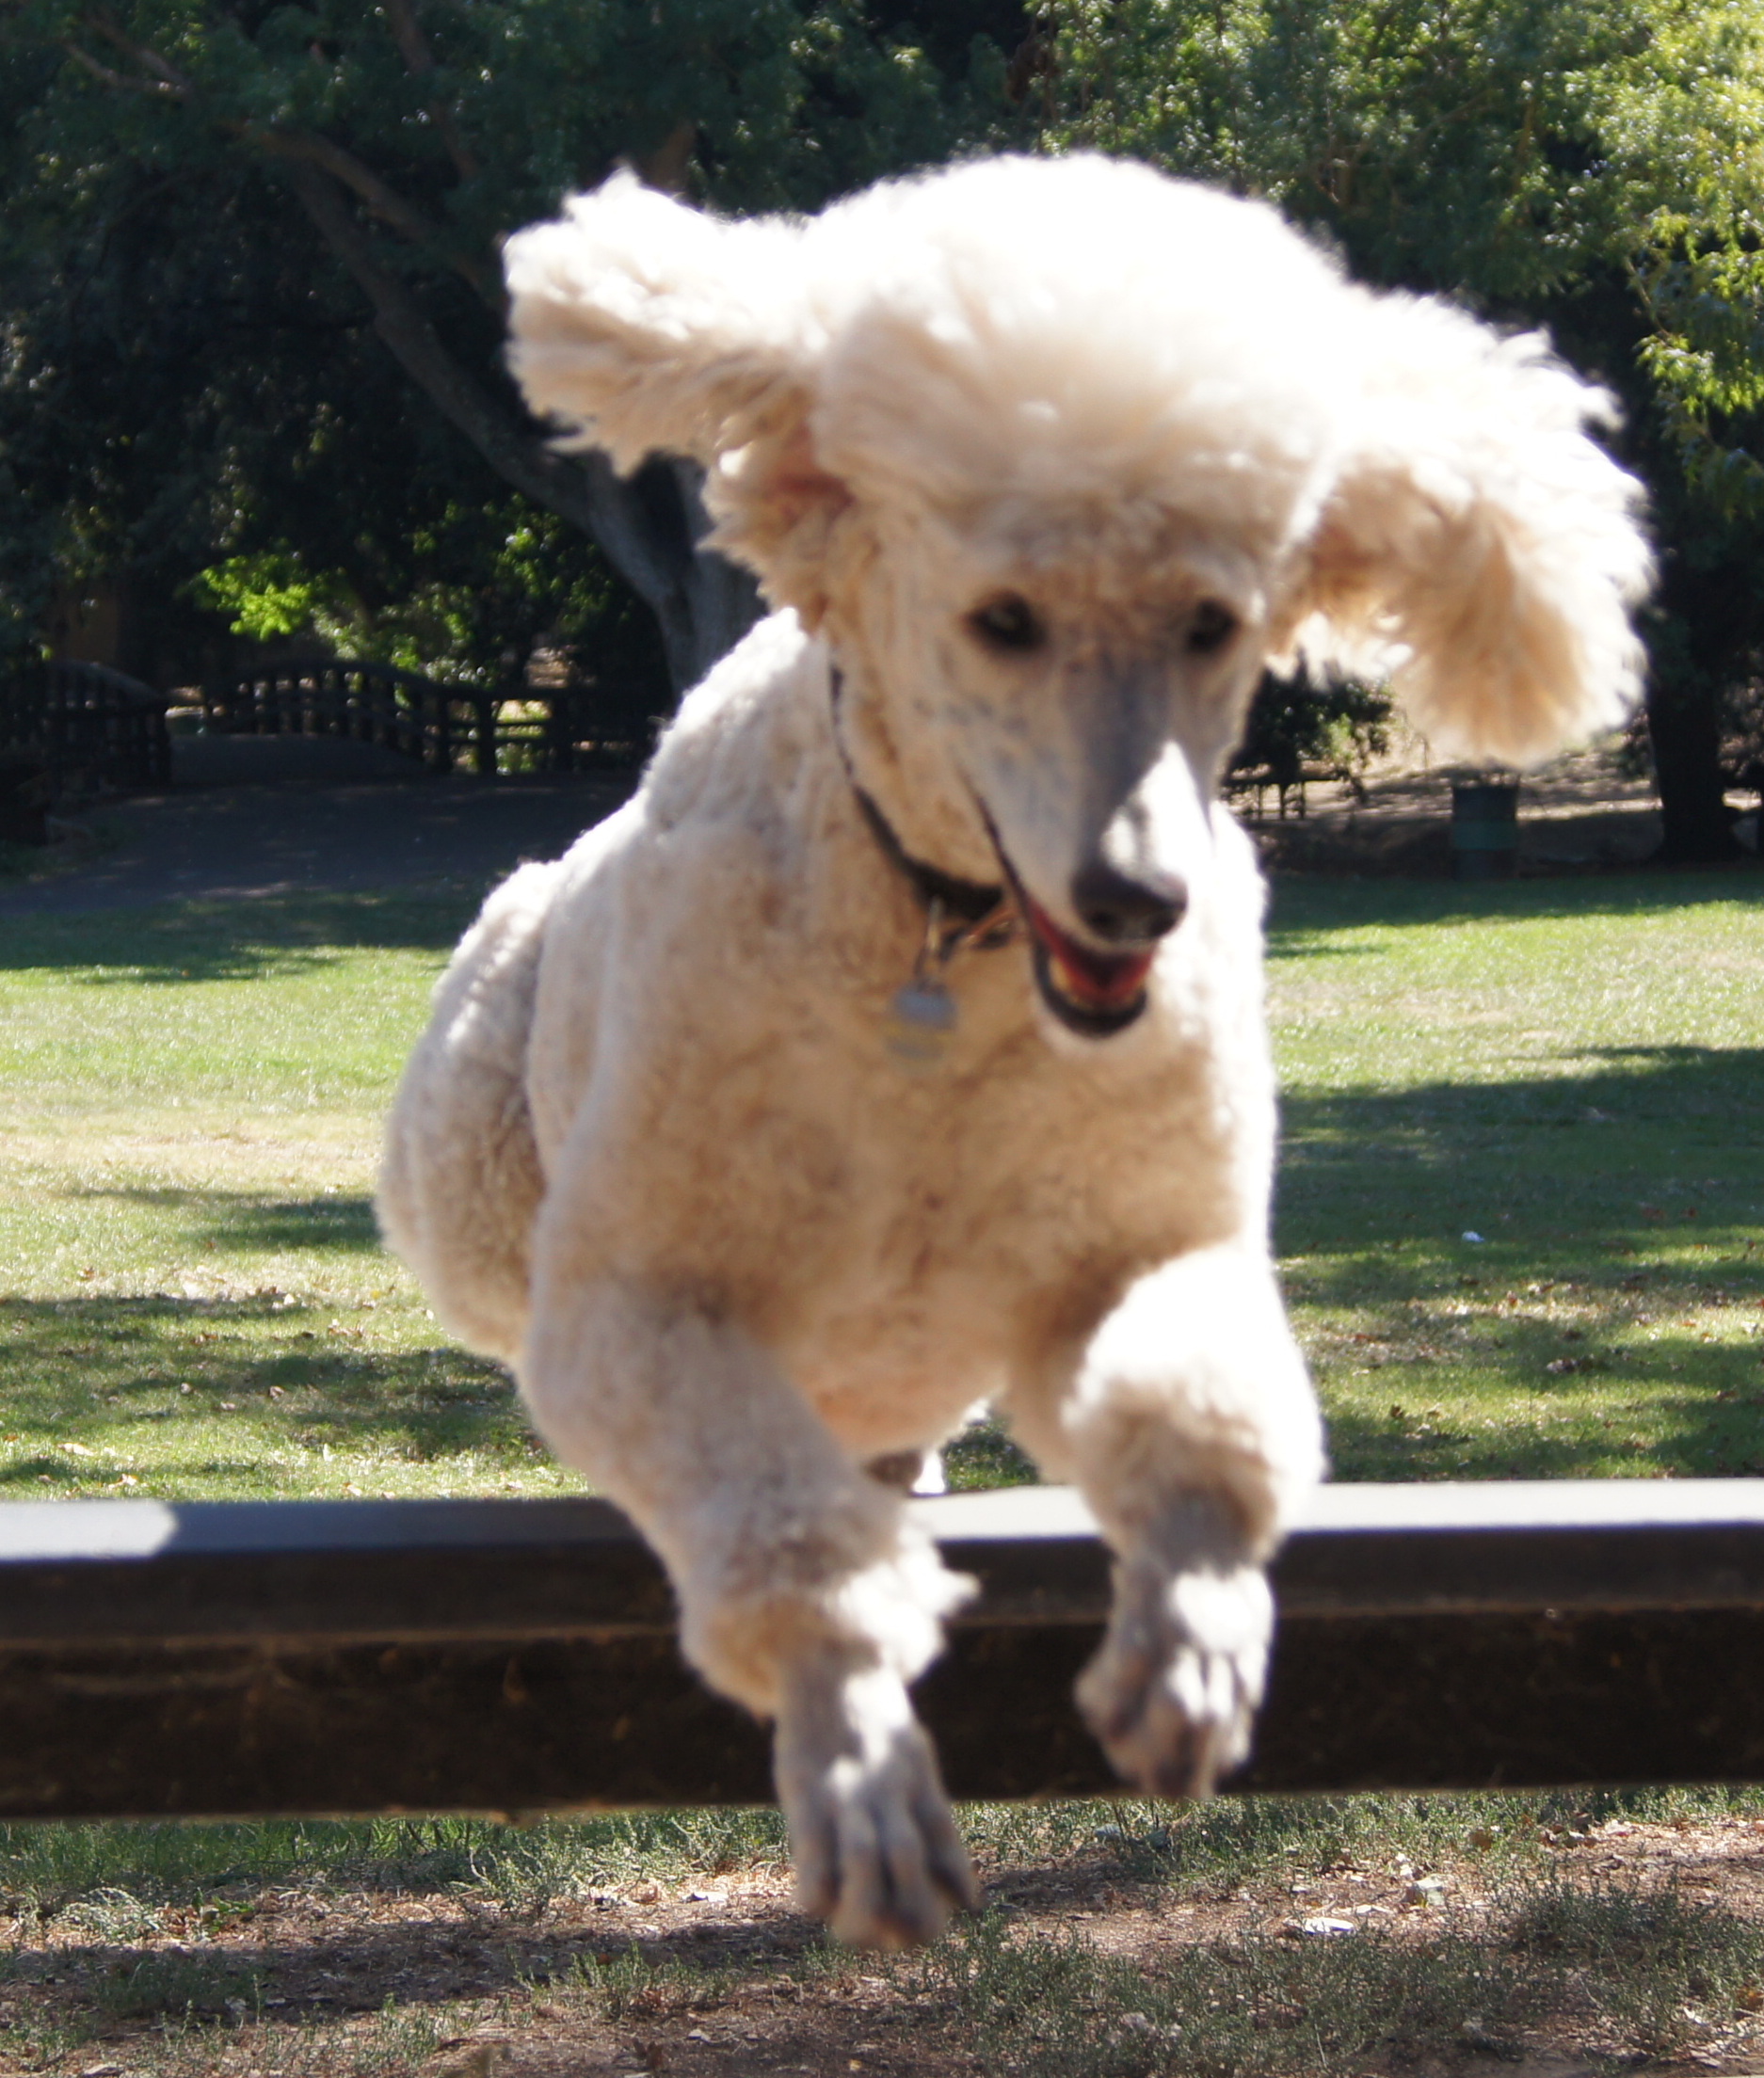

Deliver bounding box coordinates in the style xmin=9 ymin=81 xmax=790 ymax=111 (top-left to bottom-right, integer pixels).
xmin=520 ymin=1275 xmax=977 ymax=1948
xmin=377 ymin=861 xmax=559 ymax=1365
xmin=1010 ymin=1245 xmax=1324 ymax=1798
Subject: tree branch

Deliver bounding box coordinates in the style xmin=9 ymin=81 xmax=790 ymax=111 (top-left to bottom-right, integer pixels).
xmin=89 ymin=12 xmax=193 ymax=92
xmin=255 ymin=128 xmax=497 ymax=306
xmin=52 ymin=4 xmax=755 ymax=689
xmin=636 ymin=119 xmax=698 ymax=197
xmin=64 ymin=11 xmax=495 ymax=305
xmin=379 ymin=0 xmax=482 ymax=183
xmin=58 ymin=38 xmax=188 ymax=98
xmin=282 ymin=158 xmax=706 ymax=662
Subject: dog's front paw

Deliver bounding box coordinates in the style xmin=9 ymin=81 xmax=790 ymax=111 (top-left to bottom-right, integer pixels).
xmin=1076 ymin=1494 xmax=1274 ymax=1799
xmin=775 ymin=1658 xmax=975 ymax=1950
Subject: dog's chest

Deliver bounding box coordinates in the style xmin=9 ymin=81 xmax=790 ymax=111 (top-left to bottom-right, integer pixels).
xmin=766 ymin=1051 xmax=1249 ymax=1431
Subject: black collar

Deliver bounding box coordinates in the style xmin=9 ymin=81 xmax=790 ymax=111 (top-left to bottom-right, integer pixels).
xmin=829 ymin=666 xmax=1006 ymax=927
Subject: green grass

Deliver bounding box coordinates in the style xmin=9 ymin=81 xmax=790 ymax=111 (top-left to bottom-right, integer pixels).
xmin=0 ymin=891 xmax=579 ymax=1500
xmin=2 ymin=870 xmax=1762 ymax=1498
xmin=4 ymin=861 xmax=1764 ymax=2072
xmin=1267 ymin=872 xmax=1764 ymax=1480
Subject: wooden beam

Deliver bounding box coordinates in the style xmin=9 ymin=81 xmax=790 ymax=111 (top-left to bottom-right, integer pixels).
xmin=3 ymin=1482 xmax=1763 ymax=1818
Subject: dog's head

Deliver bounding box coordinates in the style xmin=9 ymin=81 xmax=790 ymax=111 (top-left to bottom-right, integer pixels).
xmin=507 ymin=155 xmax=1649 ymax=1038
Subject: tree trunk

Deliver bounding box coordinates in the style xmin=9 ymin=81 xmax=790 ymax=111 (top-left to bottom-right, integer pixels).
xmin=1644 ymin=550 xmax=1752 ymax=865
xmin=285 ymin=162 xmax=762 ymax=697
xmin=625 ymin=459 xmax=765 ymax=693
xmin=1645 ymin=676 xmax=1743 ymax=863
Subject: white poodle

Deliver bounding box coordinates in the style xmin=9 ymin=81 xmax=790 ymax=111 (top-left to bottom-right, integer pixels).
xmin=378 ymin=153 xmax=1649 ymax=1949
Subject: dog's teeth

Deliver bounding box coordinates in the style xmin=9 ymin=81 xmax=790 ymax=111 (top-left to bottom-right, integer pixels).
xmin=1051 ymin=967 xmax=1089 ymax=1006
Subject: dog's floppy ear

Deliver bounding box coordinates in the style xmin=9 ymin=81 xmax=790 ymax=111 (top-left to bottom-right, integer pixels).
xmin=1291 ymin=297 xmax=1651 ymax=766
xmin=505 ymin=172 xmax=850 ymax=619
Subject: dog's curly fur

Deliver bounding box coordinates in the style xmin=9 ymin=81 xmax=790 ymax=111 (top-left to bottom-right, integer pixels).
xmin=378 ymin=153 xmax=1650 ymax=1950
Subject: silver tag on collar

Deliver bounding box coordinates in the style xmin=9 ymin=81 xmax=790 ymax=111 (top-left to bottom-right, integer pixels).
xmin=886 ymin=979 xmax=957 ymax=1065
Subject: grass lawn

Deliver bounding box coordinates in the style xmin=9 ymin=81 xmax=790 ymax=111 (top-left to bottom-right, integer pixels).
xmin=1271 ymin=873 xmax=1764 ymax=1482
xmin=2 ymin=861 xmax=1763 ymax=2075
xmin=3 ymin=869 xmax=1760 ymax=1498
xmin=0 ymin=891 xmax=555 ymax=1503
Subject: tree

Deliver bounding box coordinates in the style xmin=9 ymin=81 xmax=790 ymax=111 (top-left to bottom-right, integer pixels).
xmin=1 ymin=1 xmax=1027 ymax=690
xmin=1048 ymin=0 xmax=1764 ymax=860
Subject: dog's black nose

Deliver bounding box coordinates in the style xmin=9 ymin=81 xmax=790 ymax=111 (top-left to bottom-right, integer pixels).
xmin=1071 ymin=859 xmax=1188 ymax=945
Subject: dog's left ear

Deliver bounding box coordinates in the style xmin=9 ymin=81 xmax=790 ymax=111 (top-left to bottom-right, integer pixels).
xmin=505 ymin=172 xmax=849 ymax=619
xmin=1289 ymin=296 xmax=1651 ymax=765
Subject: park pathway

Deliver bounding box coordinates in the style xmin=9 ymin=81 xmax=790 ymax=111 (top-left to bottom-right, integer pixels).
xmin=0 ymin=737 xmax=633 ymax=918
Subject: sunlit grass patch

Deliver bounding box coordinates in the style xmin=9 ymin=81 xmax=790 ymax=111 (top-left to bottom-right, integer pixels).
xmin=5 ymin=871 xmax=1762 ymax=1496
xmin=1266 ymin=871 xmax=1764 ymax=1479
xmin=2 ymin=858 xmax=1764 ymax=2071
xmin=0 ymin=1809 xmax=792 ymax=1923
xmin=0 ymin=891 xmax=590 ymax=1499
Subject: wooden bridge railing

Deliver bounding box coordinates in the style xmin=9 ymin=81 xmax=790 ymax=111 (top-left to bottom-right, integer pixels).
xmin=0 ymin=659 xmax=171 ymax=795
xmin=200 ymin=658 xmax=497 ymax=775
xmin=199 ymin=659 xmax=654 ymax=775
xmin=4 ymin=1480 xmax=1763 ymax=1821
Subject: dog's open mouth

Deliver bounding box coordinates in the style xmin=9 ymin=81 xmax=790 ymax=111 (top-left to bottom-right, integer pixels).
xmin=1020 ymin=891 xmax=1156 ymax=1038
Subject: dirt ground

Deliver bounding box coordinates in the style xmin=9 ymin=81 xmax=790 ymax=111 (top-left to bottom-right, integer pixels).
xmin=11 ymin=1814 xmax=1764 ymax=2076
xmin=1237 ymin=739 xmax=1694 ymax=878
xmin=0 ymin=738 xmax=633 ymax=919
xmin=8 ymin=729 xmax=1754 ymax=925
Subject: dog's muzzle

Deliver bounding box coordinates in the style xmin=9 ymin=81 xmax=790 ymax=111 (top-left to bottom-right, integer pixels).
xmin=971 ymin=794 xmax=1186 ymax=1039
xmin=1020 ymin=880 xmax=1181 ymax=1038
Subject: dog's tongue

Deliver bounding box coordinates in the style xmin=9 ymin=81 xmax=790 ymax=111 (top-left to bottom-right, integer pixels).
xmin=1023 ymin=893 xmax=1156 ymax=1009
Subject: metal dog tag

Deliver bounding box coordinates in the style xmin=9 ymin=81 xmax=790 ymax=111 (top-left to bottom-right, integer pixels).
xmin=886 ymin=979 xmax=957 ymax=1065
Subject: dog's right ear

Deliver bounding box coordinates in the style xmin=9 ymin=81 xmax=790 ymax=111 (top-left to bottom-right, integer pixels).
xmin=505 ymin=174 xmax=850 ymax=619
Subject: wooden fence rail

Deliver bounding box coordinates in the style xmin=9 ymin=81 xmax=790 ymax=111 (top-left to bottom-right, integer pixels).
xmin=0 ymin=659 xmax=171 ymax=795
xmin=4 ymin=1480 xmax=1763 ymax=1822
xmin=200 ymin=659 xmax=497 ymax=775
xmin=199 ymin=659 xmax=655 ymax=775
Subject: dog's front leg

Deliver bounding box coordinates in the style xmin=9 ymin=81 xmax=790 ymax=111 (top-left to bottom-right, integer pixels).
xmin=521 ymin=1279 xmax=975 ymax=1948
xmin=1053 ymin=1245 xmax=1324 ymax=1798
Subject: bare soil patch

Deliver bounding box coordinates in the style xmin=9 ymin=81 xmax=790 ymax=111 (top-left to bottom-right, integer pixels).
xmin=0 ymin=769 xmax=633 ymax=919
xmin=11 ymin=1812 xmax=1764 ymax=2076
xmin=1243 ymin=741 xmax=1695 ymax=878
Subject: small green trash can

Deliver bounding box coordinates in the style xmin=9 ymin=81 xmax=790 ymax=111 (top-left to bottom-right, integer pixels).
xmin=1451 ymin=780 xmax=1520 ymax=880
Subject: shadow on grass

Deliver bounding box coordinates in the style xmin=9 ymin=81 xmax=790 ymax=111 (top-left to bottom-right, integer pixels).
xmin=0 ymin=890 xmax=478 ymax=983
xmin=1273 ymin=1042 xmax=1764 ymax=1480
xmin=909 ymin=1872 xmax=1764 ymax=2077
xmin=69 ymin=1186 xmax=385 ymax=1256
xmin=3 ymin=863 xmax=1758 ymax=984
xmin=1276 ymin=1047 xmax=1764 ymax=1269
xmin=0 ymin=1289 xmax=525 ymax=1473
xmin=1266 ymin=863 xmax=1764 ymax=948
xmin=3 ymin=1904 xmax=819 ymax=2028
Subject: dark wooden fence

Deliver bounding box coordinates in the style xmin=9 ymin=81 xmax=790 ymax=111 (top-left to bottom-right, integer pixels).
xmin=0 ymin=659 xmax=171 ymax=795
xmin=4 ymin=1479 xmax=1763 ymax=1821
xmin=199 ymin=659 xmax=653 ymax=775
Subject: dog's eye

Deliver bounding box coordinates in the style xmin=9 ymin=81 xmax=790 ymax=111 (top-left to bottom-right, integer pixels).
xmin=1186 ymin=600 xmax=1239 ymax=655
xmin=969 ymin=595 xmax=1047 ymax=653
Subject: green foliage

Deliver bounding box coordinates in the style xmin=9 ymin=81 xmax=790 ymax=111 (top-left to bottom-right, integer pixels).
xmin=1049 ymin=0 xmax=1763 ymax=310
xmin=181 ymin=501 xmax=666 ymax=693
xmin=0 ymin=1 xmax=1027 ymax=681
xmin=1230 ymin=671 xmax=1392 ymax=807
xmin=186 ymin=551 xmax=351 ymax=645
xmin=1050 ymin=0 xmax=1764 ymax=851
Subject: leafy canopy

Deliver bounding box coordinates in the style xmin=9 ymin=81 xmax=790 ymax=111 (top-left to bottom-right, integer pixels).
xmin=0 ymin=1 xmax=1023 ymax=679
xmin=1050 ymin=0 xmax=1764 ymax=853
